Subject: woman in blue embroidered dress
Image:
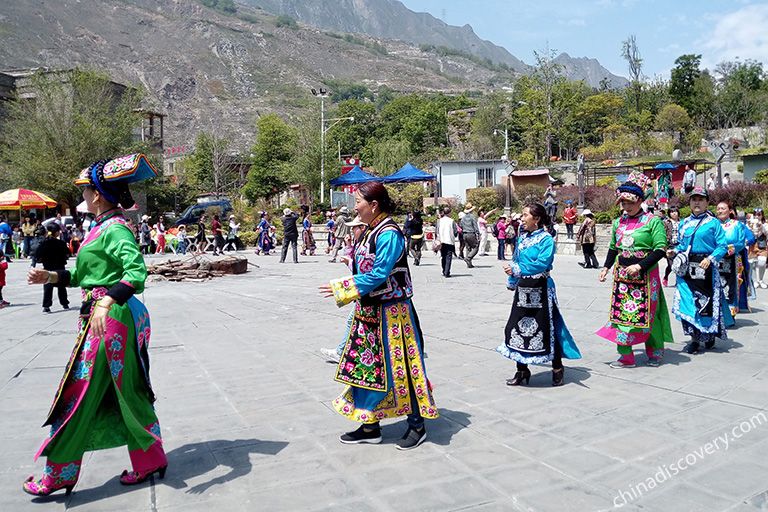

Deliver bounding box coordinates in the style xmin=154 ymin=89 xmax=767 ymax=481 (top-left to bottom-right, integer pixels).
xmin=320 ymin=182 xmax=438 ymax=450
xmin=255 ymin=212 xmax=273 ymax=255
xmin=672 ymin=187 xmax=733 ymax=354
xmin=497 ymin=203 xmax=581 ymax=387
xmin=715 ymin=200 xmax=751 ymax=318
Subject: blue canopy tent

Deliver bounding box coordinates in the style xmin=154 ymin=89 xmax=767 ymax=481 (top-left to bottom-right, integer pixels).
xmin=382 ymin=162 xmax=436 ymax=183
xmin=329 ymin=165 xmax=379 ymax=186
xmin=654 ymin=163 xmax=676 ymax=170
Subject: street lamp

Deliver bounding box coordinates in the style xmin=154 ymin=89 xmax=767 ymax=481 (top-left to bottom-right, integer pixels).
xmin=311 ymin=88 xmax=354 ymax=204
xmin=493 ymin=128 xmax=509 ymax=161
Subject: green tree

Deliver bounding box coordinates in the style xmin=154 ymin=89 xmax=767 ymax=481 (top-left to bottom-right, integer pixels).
xmin=184 ymin=132 xmax=242 ymax=197
xmin=243 ymin=114 xmax=297 ymax=201
xmin=361 ymin=138 xmax=411 ymax=175
xmin=0 ymin=69 xmax=144 ymax=208
xmin=656 ymin=103 xmax=692 ymax=136
xmin=669 ymin=54 xmax=701 ymax=114
xmin=327 ymin=99 xmax=376 ymax=155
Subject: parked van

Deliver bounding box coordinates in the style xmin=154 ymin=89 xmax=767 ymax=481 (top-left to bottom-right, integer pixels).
xmin=174 ymin=199 xmax=233 ymax=226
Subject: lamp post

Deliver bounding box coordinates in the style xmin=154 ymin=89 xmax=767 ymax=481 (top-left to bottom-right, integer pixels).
xmin=311 ymin=88 xmax=354 ymax=205
xmin=493 ymin=128 xmax=509 ymax=161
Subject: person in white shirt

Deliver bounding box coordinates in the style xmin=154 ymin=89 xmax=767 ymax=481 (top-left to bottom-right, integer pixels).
xmin=722 ymin=173 xmax=731 ymax=188
xmin=435 ymin=206 xmax=458 ymax=278
xmin=683 ymin=165 xmax=696 ymax=194
xmin=706 ymin=172 xmax=716 ymax=191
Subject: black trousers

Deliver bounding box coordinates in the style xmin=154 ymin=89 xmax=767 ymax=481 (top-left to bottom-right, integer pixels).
xmin=280 ymin=237 xmax=298 ymax=263
xmin=43 ymin=282 xmax=68 ymax=308
xmin=581 ymin=243 xmax=599 ymax=268
xmin=409 ymin=238 xmax=424 ymax=264
xmin=440 ymin=243 xmax=454 ymax=276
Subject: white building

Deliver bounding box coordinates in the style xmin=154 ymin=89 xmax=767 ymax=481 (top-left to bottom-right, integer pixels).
xmin=430 ymin=159 xmax=510 ymax=203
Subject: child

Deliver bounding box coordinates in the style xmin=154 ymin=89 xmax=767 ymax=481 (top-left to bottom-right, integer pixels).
xmin=176 ymin=225 xmax=188 ymax=255
xmin=320 ymin=216 xmax=367 ymax=363
xmin=0 ymin=255 xmax=9 ymax=308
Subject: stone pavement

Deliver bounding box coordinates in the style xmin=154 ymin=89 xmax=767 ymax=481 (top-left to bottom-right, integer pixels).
xmin=1 ymin=249 xmax=767 ymax=512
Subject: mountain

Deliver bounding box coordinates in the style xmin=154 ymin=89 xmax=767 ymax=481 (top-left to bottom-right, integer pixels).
xmin=242 ymin=0 xmax=529 ymax=73
xmin=241 ymin=0 xmax=628 ymax=88
xmin=0 ymin=0 xmax=512 ymax=149
xmin=553 ymin=53 xmax=627 ymax=89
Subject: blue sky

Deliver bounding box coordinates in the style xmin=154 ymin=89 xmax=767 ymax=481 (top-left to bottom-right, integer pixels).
xmin=399 ymin=0 xmax=768 ymax=78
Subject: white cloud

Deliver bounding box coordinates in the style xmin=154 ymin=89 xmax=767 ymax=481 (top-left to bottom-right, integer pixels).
xmin=701 ymin=4 xmax=768 ymax=68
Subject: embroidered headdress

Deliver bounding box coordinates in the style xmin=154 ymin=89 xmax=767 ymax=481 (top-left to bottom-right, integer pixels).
xmin=75 ymin=154 xmax=158 ymax=208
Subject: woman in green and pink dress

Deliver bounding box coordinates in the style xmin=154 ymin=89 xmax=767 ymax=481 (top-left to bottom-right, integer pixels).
xmin=597 ymin=180 xmax=673 ymax=368
xmin=23 ymin=154 xmax=167 ymax=496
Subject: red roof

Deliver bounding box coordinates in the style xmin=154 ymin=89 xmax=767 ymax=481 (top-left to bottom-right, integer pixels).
xmin=511 ymin=169 xmax=550 ymax=177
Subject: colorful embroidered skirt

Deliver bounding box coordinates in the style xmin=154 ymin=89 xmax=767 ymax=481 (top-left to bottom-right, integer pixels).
xmin=35 ymin=291 xmax=162 ymax=463
xmin=333 ymin=300 xmax=438 ymax=424
xmin=596 ymin=264 xmax=672 ymax=348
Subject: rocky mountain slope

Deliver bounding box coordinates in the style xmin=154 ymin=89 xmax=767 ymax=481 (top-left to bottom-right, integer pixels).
xmin=242 ymin=0 xmax=628 ymax=88
xmin=0 ymin=0 xmax=512 ymax=148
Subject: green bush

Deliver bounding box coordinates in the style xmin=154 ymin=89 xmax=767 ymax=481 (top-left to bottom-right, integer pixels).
xmin=239 ymin=230 xmax=257 ymax=247
xmin=466 ymin=185 xmax=506 ymax=213
xmin=754 ymin=169 xmax=768 ymax=185
xmin=514 ymin=184 xmax=546 ymax=204
xmin=385 ymin=183 xmax=428 ymax=214
xmin=275 ymin=15 xmax=298 ymax=29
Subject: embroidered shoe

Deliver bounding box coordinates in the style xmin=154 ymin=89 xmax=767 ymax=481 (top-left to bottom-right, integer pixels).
xmin=396 ymin=427 xmax=427 ymax=451
xmin=119 ymin=465 xmax=167 ymax=485
xmin=662 ymin=278 xmax=668 ymax=287
xmin=320 ymin=348 xmax=340 ymax=363
xmin=339 ymin=425 xmax=382 ymax=445
xmin=609 ymin=360 xmax=636 ymax=369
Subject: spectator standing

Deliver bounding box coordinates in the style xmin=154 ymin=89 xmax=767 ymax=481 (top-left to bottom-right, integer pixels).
xmin=211 ymin=214 xmax=225 ymax=256
xmin=30 ymin=220 xmax=46 ymax=266
xmin=176 ymin=225 xmax=188 ymax=254
xmin=459 ymin=203 xmax=480 ymax=267
xmin=706 ymin=172 xmax=716 ymax=191
xmin=495 ymin=215 xmax=507 ymax=260
xmin=21 ymin=217 xmax=35 ymax=258
xmin=280 ymin=207 xmax=300 ymax=263
xmin=683 ymin=165 xmax=697 ymax=194
xmin=505 ymin=214 xmax=520 ymax=258
xmin=407 ymin=211 xmax=424 ymax=266
xmin=34 ymin=223 xmax=70 ymax=313
xmin=436 ymin=206 xmax=458 ymax=277
xmin=194 ymin=215 xmax=206 ymax=254
xmin=576 ymin=209 xmax=599 ymax=269
xmin=325 ymin=212 xmax=336 ymax=254
xmin=154 ymin=218 xmax=166 ymax=254
xmin=0 ymin=215 xmax=12 ymax=260
xmin=139 ymin=215 xmax=151 ymax=255
xmin=562 ymin=201 xmax=578 ymax=239
xmin=329 ymin=206 xmax=351 ymax=262
xmin=477 ymin=208 xmax=497 ymax=256
xmin=0 ymin=255 xmax=8 ymax=308
xmin=722 ymin=173 xmax=731 ymax=188
xmin=543 ymin=184 xmax=558 ymax=220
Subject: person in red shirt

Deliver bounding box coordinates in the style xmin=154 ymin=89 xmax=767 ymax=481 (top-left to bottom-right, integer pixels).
xmin=211 ymin=214 xmax=225 ymax=256
xmin=495 ymin=216 xmax=507 ymax=260
xmin=563 ymin=201 xmax=578 ymax=240
xmin=0 ymin=255 xmax=9 ymax=307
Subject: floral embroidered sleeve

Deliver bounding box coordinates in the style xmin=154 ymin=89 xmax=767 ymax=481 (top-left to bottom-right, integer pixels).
xmin=329 ymin=277 xmax=361 ymax=307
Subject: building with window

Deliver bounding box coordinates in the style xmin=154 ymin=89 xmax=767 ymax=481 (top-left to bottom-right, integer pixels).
xmin=431 ymin=159 xmax=510 ymax=203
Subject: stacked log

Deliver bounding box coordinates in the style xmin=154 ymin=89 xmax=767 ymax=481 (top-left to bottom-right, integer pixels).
xmin=147 ymin=255 xmax=248 ymax=282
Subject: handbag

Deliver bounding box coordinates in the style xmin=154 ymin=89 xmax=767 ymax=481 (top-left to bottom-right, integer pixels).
xmin=672 ymin=217 xmax=706 ymax=277
xmin=432 ymin=239 xmax=442 ymax=252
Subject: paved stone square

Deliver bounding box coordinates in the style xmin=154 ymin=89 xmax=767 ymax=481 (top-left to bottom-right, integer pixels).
xmin=1 ymin=249 xmax=767 ymax=511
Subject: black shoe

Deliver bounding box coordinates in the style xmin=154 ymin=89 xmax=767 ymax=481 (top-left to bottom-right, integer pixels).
xmin=506 ymin=368 xmax=532 ymax=386
xmin=62 ymin=304 xmax=70 ymax=310
xmin=42 ymin=307 xmax=51 ymax=313
xmin=552 ymin=367 xmax=565 ymax=387
xmin=339 ymin=425 xmax=382 ymax=445
xmin=704 ymin=340 xmax=715 ymax=350
xmin=414 ymin=260 xmax=420 ymax=266
xmin=578 ymin=262 xmax=586 ymax=268
xmin=396 ymin=426 xmax=426 ymax=450
xmin=683 ymin=341 xmax=700 ymax=354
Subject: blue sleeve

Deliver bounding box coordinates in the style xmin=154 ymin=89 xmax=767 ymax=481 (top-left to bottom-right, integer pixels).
xmin=710 ymin=222 xmax=728 ymax=262
xmin=352 ymin=229 xmax=403 ymax=296
xmin=676 ymin=219 xmax=690 ymax=253
xmin=516 ymin=235 xmax=555 ymax=276
xmin=732 ymin=223 xmax=746 ymax=252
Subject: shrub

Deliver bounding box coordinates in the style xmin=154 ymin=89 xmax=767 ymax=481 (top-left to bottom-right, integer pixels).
xmin=275 ymin=15 xmax=298 ymax=29
xmin=466 ymin=185 xmax=506 ymax=213
xmin=754 ymin=169 xmax=768 ymax=185
xmin=385 ymin=183 xmax=428 ymax=214
xmin=596 ymin=176 xmax=618 ymax=187
xmin=239 ymin=230 xmax=257 ymax=247
xmin=708 ymin=182 xmax=768 ymax=210
xmin=514 ymin=184 xmax=546 ymax=204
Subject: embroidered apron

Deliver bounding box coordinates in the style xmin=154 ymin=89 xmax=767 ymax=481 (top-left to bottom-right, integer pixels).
xmin=335 ymin=303 xmax=388 ymax=392
xmin=504 ymin=276 xmax=551 ymax=358
xmin=683 ymin=253 xmax=714 ymax=317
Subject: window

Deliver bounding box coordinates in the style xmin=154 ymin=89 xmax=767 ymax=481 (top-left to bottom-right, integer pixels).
xmin=477 ymin=167 xmax=495 ymax=188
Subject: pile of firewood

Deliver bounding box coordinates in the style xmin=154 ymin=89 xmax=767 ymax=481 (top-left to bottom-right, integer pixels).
xmin=147 ymin=255 xmax=249 ymax=282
